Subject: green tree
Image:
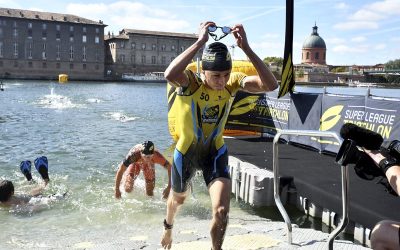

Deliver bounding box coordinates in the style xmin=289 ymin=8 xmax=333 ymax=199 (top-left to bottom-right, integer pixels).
xmin=263 ymin=57 xmax=283 ymax=67
xmin=331 ymin=66 xmax=347 ymax=73
xmin=385 ymin=59 xmax=400 ymax=70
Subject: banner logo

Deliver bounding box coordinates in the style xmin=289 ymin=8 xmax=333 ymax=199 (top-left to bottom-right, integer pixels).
xmin=320 ymin=105 xmax=343 ymax=131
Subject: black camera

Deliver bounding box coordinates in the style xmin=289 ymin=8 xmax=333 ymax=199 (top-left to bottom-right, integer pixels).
xmin=336 ymin=138 xmax=399 ymax=196
xmin=336 ymin=139 xmax=384 ymax=180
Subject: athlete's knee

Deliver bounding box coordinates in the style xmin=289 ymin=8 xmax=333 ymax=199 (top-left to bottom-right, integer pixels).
xmin=213 ymin=205 xmax=229 ymax=223
xmin=124 ymin=185 xmax=133 ymax=193
xmin=171 ymin=191 xmax=188 ymax=205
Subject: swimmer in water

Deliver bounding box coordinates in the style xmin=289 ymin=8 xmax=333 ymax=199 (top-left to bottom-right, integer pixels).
xmin=0 ymin=156 xmax=50 ymax=207
xmin=114 ymin=141 xmax=172 ymax=199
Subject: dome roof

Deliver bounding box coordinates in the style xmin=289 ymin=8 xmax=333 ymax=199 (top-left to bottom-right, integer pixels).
xmin=303 ymin=25 xmax=326 ymax=49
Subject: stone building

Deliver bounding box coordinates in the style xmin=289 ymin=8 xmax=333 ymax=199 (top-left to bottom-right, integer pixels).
xmin=0 ymin=7 xmax=106 ymax=80
xmin=301 ymin=23 xmax=326 ymax=65
xmin=104 ymin=29 xmax=200 ymax=79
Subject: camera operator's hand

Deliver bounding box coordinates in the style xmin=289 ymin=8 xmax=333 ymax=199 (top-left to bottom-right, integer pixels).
xmin=364 ymin=148 xmax=400 ymax=196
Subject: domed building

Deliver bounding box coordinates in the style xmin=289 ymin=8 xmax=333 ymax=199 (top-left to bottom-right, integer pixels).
xmin=302 ymin=23 xmax=326 ymax=65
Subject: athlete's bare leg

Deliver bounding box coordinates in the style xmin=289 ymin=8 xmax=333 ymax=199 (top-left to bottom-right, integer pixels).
xmin=145 ymin=179 xmax=155 ymax=196
xmin=161 ymin=190 xmax=189 ymax=249
xmin=208 ymin=178 xmax=231 ymax=250
xmin=124 ymin=173 xmax=135 ymax=193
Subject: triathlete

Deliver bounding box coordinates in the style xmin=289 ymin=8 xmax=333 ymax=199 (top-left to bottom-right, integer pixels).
xmin=114 ymin=141 xmax=172 ymax=199
xmin=0 ymin=156 xmax=50 ymax=206
xmin=161 ymin=21 xmax=278 ymax=250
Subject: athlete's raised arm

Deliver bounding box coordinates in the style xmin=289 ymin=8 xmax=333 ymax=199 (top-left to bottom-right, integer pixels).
xmin=164 ymin=21 xmax=214 ymax=87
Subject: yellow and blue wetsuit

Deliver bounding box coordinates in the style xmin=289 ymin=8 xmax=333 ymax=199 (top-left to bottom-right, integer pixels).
xmin=170 ymin=69 xmax=246 ymax=192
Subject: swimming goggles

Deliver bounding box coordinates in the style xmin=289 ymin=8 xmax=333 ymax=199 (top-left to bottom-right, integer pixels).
xmin=208 ymin=25 xmax=232 ymax=41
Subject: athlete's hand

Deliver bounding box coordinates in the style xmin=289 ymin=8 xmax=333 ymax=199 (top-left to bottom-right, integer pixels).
xmin=115 ymin=188 xmax=122 ymax=199
xmin=198 ymin=21 xmax=215 ymax=44
xmin=232 ymin=24 xmax=250 ymax=51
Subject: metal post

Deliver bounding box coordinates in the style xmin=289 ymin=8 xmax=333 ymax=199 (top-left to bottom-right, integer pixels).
xmin=272 ymin=130 xmax=344 ymax=247
xmin=236 ymin=161 xmax=241 ymax=202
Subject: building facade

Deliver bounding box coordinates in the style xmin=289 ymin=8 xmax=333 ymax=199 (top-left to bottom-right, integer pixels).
xmin=301 ymin=24 xmax=326 ymax=65
xmin=104 ymin=29 xmax=201 ymax=79
xmin=0 ymin=8 xmax=106 ymax=80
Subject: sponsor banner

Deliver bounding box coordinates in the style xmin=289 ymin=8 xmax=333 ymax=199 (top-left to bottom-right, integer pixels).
xmin=320 ymin=95 xmax=365 ymax=153
xmin=360 ymin=98 xmax=400 ymax=144
xmin=227 ymin=91 xmax=290 ymax=138
xmin=288 ymin=93 xmax=323 ymax=150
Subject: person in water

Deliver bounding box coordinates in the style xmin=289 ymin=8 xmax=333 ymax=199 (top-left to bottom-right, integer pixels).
xmin=114 ymin=141 xmax=172 ymax=199
xmin=0 ymin=156 xmax=50 ymax=206
xmin=161 ymin=21 xmax=278 ymax=250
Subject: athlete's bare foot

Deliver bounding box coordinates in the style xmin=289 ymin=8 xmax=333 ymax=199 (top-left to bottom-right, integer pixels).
xmin=161 ymin=229 xmax=173 ymax=249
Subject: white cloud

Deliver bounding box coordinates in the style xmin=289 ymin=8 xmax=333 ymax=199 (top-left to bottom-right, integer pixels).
xmin=325 ymin=37 xmax=346 ymax=45
xmin=367 ymin=0 xmax=400 ymax=15
xmin=65 ymin=1 xmax=190 ymax=33
xmin=332 ymin=45 xmax=368 ymax=53
xmin=334 ymin=2 xmax=349 ymax=10
xmin=351 ymin=36 xmax=366 ymax=42
xmin=391 ymin=37 xmax=400 ymax=42
xmin=333 ymin=21 xmax=378 ymax=30
xmin=374 ymin=43 xmax=386 ymax=50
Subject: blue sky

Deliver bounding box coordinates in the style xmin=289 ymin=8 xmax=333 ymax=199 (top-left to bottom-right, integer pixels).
xmin=1 ymin=0 xmax=400 ymax=65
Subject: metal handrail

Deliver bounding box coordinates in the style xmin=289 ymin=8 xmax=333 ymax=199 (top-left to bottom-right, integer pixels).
xmin=272 ymin=130 xmax=346 ymax=249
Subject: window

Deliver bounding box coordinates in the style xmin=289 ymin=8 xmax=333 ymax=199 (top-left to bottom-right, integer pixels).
xmin=56 ymin=32 xmax=60 ymax=40
xmin=82 ymin=35 xmax=87 ymax=43
xmin=42 ymin=23 xmax=47 ymax=30
xmin=13 ymin=43 xmax=18 ymax=58
xmin=56 ymin=45 xmax=61 ymax=60
xmin=83 ymin=26 xmax=86 ymax=33
xmin=70 ymin=34 xmax=74 ymax=42
xmin=42 ymin=51 xmax=46 ymax=60
xmin=95 ymin=28 xmax=99 ymax=33
xmin=141 ymin=55 xmax=146 ymax=64
xmin=82 ymin=46 xmax=86 ymax=61
xmin=120 ymin=55 xmax=125 ymax=63
xmin=120 ymin=41 xmax=125 ymax=48
xmin=13 ymin=29 xmax=18 ymax=38
xmin=28 ymin=29 xmax=32 ymax=38
xmin=161 ymin=44 xmax=166 ymax=51
xmin=161 ymin=56 xmax=166 ymax=64
xmin=69 ymin=46 xmax=74 ymax=60
xmin=141 ymin=43 xmax=146 ymax=50
xmin=28 ymin=23 xmax=33 ymax=29
xmin=43 ymin=43 xmax=46 ymax=50
xmin=13 ymin=21 xmax=17 ymax=28
xmin=180 ymin=46 xmax=184 ymax=52
xmin=0 ymin=42 xmax=3 ymax=57
xmin=56 ymin=24 xmax=60 ymax=31
xmin=83 ymin=63 xmax=86 ymax=69
xmin=95 ymin=36 xmax=99 ymax=44
xmin=151 ymin=56 xmax=156 ymax=64
xmin=315 ymin=52 xmax=319 ymax=60
xmin=70 ymin=26 xmax=74 ymax=32
xmin=171 ymin=45 xmax=175 ymax=51
xmin=152 ymin=44 xmax=156 ymax=51
xmin=306 ymin=52 xmax=309 ymax=59
xmin=28 ymin=61 xmax=32 ymax=68
xmin=131 ymin=42 xmax=136 ymax=49
xmin=56 ymin=62 xmax=60 ymax=69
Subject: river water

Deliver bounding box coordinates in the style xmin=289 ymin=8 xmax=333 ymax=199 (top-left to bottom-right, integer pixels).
xmin=0 ymin=80 xmax=398 ymax=249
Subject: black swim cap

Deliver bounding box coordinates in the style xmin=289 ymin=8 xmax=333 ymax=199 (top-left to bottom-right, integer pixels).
xmin=142 ymin=141 xmax=154 ymax=155
xmin=202 ymin=42 xmax=232 ymax=71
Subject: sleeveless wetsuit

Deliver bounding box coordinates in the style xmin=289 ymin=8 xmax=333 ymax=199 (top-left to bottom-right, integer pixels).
xmin=123 ymin=145 xmax=170 ymax=183
xmin=170 ymin=69 xmax=246 ymax=192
